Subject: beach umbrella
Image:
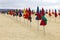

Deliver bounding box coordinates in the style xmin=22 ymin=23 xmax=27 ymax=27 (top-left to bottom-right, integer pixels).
xmin=23 ymin=8 xmax=29 ymax=26
xmin=45 ymin=9 xmax=48 ymax=14
xmin=48 ymin=9 xmax=52 ymax=21
xmin=40 ymin=16 xmax=47 ymax=35
xmin=15 ymin=9 xmax=19 ymax=21
xmin=40 ymin=8 xmax=47 ymax=35
xmin=23 ymin=8 xmax=29 ymax=19
xmin=19 ymin=9 xmax=22 ymax=17
xmin=55 ymin=9 xmax=58 ymax=17
xmin=35 ymin=6 xmax=41 ymax=20
xmin=8 ymin=10 xmax=13 ymax=15
xmin=58 ymin=9 xmax=60 ymax=17
xmin=48 ymin=9 xmax=52 ymax=17
xmin=41 ymin=8 xmax=45 ymax=16
xmin=12 ymin=10 xmax=16 ymax=17
xmin=40 ymin=16 xmax=47 ymax=26
xmin=28 ymin=8 xmax=32 ymax=27
xmin=28 ymin=8 xmax=32 ymax=22
xmin=15 ymin=9 xmax=19 ymax=16
xmin=35 ymin=6 xmax=41 ymax=31
xmin=31 ymin=10 xmax=35 ymax=14
xmin=54 ymin=9 xmax=58 ymax=22
xmin=52 ymin=10 xmax=55 ymax=15
xmin=18 ymin=9 xmax=22 ymax=22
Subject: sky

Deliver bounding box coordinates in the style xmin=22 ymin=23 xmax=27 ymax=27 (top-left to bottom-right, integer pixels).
xmin=0 ymin=0 xmax=60 ymax=10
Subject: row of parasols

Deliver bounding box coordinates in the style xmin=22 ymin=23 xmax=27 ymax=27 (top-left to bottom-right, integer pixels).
xmin=0 ymin=6 xmax=60 ymax=35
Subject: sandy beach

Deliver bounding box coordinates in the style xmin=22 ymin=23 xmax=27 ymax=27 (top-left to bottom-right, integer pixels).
xmin=0 ymin=13 xmax=60 ymax=40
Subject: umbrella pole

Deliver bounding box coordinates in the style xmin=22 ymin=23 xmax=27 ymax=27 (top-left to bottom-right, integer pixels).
xmin=43 ymin=26 xmax=46 ymax=35
xmin=37 ymin=20 xmax=39 ymax=31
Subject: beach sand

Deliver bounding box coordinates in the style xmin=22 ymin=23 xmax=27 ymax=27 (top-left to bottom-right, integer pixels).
xmin=0 ymin=13 xmax=60 ymax=40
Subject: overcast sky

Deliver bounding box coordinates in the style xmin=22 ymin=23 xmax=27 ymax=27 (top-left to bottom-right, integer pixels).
xmin=0 ymin=0 xmax=60 ymax=9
